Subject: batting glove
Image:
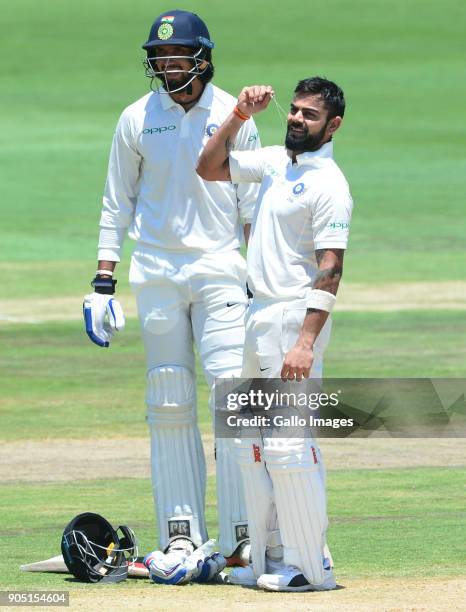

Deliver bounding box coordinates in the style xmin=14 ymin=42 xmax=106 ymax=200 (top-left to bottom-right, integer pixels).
xmin=143 ymin=540 xmax=226 ymax=585
xmin=83 ymin=277 xmax=125 ymax=348
xmin=192 ymin=552 xmax=226 ymax=583
xmin=143 ymin=550 xmax=194 ymax=585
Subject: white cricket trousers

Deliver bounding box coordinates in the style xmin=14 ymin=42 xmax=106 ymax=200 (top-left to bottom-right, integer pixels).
xmin=237 ymin=298 xmax=332 ymax=583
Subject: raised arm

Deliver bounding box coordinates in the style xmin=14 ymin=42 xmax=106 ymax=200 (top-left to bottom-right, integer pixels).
xmin=196 ymin=85 xmax=274 ymax=181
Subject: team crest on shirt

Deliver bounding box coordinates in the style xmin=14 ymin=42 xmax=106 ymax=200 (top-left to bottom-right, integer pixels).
xmin=206 ymin=123 xmax=219 ymax=137
xmin=292 ymin=182 xmax=307 ymax=196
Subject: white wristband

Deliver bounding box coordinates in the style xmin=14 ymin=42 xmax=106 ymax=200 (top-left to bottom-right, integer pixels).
xmin=306 ymin=289 xmax=336 ymax=313
xmin=96 ymin=269 xmax=113 ymax=276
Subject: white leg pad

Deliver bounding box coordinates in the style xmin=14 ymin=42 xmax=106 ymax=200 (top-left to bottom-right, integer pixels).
xmin=211 ymin=376 xmax=249 ymax=557
xmin=235 ymin=438 xmax=276 ymax=578
xmin=215 ymin=436 xmax=249 ymax=556
xmin=264 ymin=438 xmax=328 ymax=586
xmin=146 ymin=366 xmax=207 ymax=549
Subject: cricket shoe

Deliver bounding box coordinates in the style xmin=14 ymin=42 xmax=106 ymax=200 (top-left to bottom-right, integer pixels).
xmin=225 ymin=541 xmax=251 ymax=567
xmin=229 ymin=557 xmax=285 ymax=587
xmin=257 ymin=562 xmax=336 ymax=592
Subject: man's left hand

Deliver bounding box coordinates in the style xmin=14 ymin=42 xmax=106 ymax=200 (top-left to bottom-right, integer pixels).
xmin=281 ymin=344 xmax=313 ymax=381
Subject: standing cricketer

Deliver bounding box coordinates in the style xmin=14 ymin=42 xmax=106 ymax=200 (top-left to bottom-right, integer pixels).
xmin=83 ymin=9 xmax=261 ymax=571
xmin=197 ymin=77 xmax=352 ymax=591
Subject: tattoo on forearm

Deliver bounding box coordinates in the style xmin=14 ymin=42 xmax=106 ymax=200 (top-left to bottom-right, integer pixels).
xmin=315 ymin=249 xmax=325 ymax=265
xmin=313 ymin=266 xmax=342 ymax=293
xmin=313 ymin=249 xmax=344 ymax=294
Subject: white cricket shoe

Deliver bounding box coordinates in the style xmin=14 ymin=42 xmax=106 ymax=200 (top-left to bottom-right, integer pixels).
xmin=257 ymin=564 xmax=337 ymax=592
xmin=229 ymin=557 xmax=285 ymax=587
xmin=229 ymin=565 xmax=256 ymax=586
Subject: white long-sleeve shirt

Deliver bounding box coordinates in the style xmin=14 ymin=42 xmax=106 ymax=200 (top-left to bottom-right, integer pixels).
xmin=98 ymin=83 xmax=260 ymax=261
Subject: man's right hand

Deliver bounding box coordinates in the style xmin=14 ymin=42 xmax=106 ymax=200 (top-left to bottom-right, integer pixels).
xmin=83 ymin=292 xmax=125 ymax=348
xmin=237 ymin=85 xmax=274 ymax=117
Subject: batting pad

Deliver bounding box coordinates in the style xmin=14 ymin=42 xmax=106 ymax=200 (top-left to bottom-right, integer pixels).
xmin=215 ymin=437 xmax=249 ymax=557
xmin=264 ymin=438 xmax=328 ymax=586
xmin=235 ymin=438 xmax=276 ymax=577
xmin=146 ymin=366 xmax=207 ymax=548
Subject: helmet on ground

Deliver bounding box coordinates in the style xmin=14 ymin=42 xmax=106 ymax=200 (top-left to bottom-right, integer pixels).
xmin=61 ymin=513 xmax=137 ymax=583
xmin=142 ymin=9 xmax=215 ymax=94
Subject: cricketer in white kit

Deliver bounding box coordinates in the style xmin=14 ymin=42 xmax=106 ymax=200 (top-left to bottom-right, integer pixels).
xmin=197 ymin=77 xmax=353 ymax=591
xmin=83 ymin=9 xmax=260 ymax=574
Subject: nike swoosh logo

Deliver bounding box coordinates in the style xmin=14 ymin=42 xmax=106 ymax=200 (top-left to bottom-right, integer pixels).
xmin=259 ymin=367 xmax=270 ymax=372
xmin=226 ymin=302 xmax=238 ymax=307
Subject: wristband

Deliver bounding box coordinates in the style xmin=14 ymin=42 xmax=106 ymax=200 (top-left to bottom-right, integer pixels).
xmin=91 ymin=276 xmax=117 ymax=295
xmin=306 ymin=289 xmax=336 ymax=313
xmin=233 ymin=105 xmax=251 ymax=121
xmin=96 ymin=269 xmax=113 ymax=276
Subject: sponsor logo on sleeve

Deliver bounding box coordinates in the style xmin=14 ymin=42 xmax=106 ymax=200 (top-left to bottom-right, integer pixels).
xmin=327 ymin=221 xmax=350 ymax=230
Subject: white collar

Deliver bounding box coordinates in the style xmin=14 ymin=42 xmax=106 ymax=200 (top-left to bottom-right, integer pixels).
xmin=288 ymin=141 xmax=334 ymax=167
xmin=159 ymin=83 xmax=213 ymax=112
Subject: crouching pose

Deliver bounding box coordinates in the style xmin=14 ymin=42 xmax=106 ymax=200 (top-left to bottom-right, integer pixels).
xmin=197 ymin=77 xmax=353 ymax=591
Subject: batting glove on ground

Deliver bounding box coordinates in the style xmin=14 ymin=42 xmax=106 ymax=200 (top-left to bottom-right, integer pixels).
xmin=192 ymin=551 xmax=226 ymax=583
xmin=143 ymin=549 xmax=194 ymax=585
xmin=83 ymin=292 xmax=125 ymax=348
xmin=144 ymin=540 xmax=226 ymax=585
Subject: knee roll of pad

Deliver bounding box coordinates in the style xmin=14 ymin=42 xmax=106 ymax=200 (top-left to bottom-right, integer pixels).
xmin=146 ymin=366 xmax=196 ymax=427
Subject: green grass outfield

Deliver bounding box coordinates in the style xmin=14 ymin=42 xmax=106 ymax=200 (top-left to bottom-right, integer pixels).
xmin=1 ymin=467 xmax=465 ymax=589
xmin=1 ymin=312 xmax=466 ymax=441
xmin=1 ymin=0 xmax=465 ymax=292
xmin=1 ymin=0 xmax=465 ymax=604
xmin=1 ymin=316 xmax=465 ymax=595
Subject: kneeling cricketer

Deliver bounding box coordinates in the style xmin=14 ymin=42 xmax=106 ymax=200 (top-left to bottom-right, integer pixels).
xmin=197 ymin=77 xmax=353 ymax=591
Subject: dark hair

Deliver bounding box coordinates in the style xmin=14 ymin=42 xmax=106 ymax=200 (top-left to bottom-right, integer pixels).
xmin=294 ymin=76 xmax=345 ymax=119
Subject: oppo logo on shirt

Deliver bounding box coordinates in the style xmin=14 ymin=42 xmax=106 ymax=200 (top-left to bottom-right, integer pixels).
xmin=143 ymin=125 xmax=176 ymax=134
xmin=328 ymin=221 xmax=350 ymax=230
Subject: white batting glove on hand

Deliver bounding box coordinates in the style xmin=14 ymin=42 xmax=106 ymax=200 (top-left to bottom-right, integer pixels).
xmin=83 ymin=292 xmax=125 ymax=348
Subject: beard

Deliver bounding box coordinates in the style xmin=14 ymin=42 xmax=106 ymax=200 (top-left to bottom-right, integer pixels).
xmin=161 ymin=68 xmax=191 ymax=88
xmin=285 ymin=121 xmax=328 ymax=152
